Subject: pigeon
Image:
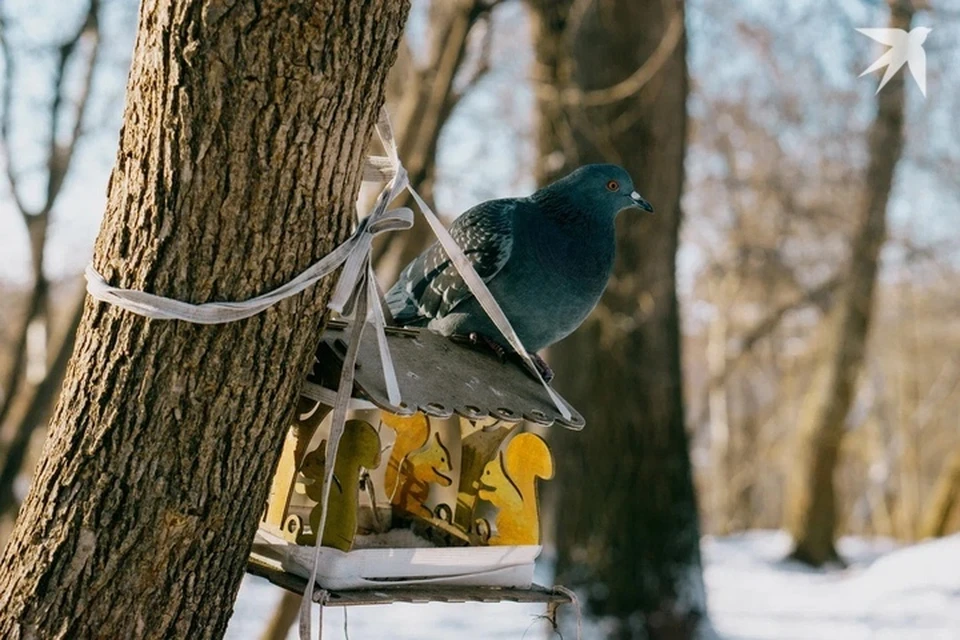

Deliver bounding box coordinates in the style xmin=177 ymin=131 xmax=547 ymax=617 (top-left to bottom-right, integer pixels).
xmin=384 ymin=164 xmax=653 ymax=381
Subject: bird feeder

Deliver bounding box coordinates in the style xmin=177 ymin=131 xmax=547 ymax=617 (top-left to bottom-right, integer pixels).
xmin=253 ymin=319 xmax=584 ymax=591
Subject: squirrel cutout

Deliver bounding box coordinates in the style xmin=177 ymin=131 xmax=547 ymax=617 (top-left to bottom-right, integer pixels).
xmin=455 ymin=419 xmax=517 ymax=535
xmin=391 ymin=430 xmax=453 ymax=517
xmin=299 ymin=419 xmax=381 ymax=551
xmin=477 ymin=432 xmax=554 ymax=546
xmin=379 ymin=411 xmax=430 ymax=500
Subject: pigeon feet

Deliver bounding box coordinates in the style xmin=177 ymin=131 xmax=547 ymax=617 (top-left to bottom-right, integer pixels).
xmin=466 ymin=333 xmax=554 ymax=383
xmin=530 ymin=353 xmax=554 ymax=384
xmin=469 ymin=332 xmax=507 ymax=363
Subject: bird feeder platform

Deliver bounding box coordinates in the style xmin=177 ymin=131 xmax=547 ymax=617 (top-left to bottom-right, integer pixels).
xmin=252 ymin=319 xmax=583 ymax=600
xmin=247 ymin=549 xmax=572 ymax=608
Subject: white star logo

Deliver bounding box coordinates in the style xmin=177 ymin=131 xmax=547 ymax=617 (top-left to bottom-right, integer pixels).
xmin=857 ymin=27 xmax=932 ymax=97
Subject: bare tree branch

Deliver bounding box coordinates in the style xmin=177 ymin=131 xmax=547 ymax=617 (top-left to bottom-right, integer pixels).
xmin=0 ymin=11 xmax=33 ymax=218
xmin=736 ymin=276 xmax=840 ymax=356
xmin=694 ymin=274 xmax=843 ymax=429
xmin=372 ymin=0 xmax=502 ymax=283
xmin=0 ymin=289 xmax=85 ymax=519
xmin=43 ymin=0 xmax=101 ymax=213
xmin=445 ymin=10 xmax=495 ymax=111
xmin=563 ymin=6 xmax=683 ymax=107
xmin=0 ymin=0 xmax=103 ymax=425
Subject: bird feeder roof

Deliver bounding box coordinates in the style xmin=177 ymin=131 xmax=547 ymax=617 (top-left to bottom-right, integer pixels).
xmin=308 ymin=320 xmax=585 ymax=429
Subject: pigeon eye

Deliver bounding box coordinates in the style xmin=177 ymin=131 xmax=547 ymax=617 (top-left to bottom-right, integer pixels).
xmin=606 ymin=180 xmax=619 ymax=191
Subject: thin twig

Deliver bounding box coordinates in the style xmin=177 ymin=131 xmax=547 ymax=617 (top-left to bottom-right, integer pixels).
xmin=0 ymin=0 xmax=102 ymax=428
xmin=0 ymin=10 xmax=32 ymax=217
xmin=42 ymin=0 xmax=102 ymax=214
xmin=445 ymin=9 xmax=495 ymax=111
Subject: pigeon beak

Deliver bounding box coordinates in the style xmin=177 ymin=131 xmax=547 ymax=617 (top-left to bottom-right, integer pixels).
xmin=630 ymin=191 xmax=654 ymax=213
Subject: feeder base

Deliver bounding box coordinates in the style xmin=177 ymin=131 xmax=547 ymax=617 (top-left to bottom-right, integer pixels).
xmin=246 ymin=554 xmax=570 ymax=607
xmin=252 ymin=529 xmax=539 ymax=590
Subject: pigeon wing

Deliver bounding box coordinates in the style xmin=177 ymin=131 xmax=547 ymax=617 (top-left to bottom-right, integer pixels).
xmin=386 ymin=198 xmax=517 ymax=325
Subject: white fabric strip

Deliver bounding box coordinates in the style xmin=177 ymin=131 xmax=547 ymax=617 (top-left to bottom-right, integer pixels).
xmin=84 ymin=206 xmax=409 ymax=324
xmin=299 ymin=293 xmax=367 ymax=640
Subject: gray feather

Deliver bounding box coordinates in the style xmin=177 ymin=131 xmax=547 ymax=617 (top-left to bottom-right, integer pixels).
xmin=386 ymin=198 xmax=515 ymax=325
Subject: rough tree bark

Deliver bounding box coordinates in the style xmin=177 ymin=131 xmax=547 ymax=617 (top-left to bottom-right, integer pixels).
xmin=785 ymin=0 xmax=912 ymax=566
xmin=0 ymin=2 xmax=408 ymax=638
xmin=529 ymin=1 xmax=707 ymax=638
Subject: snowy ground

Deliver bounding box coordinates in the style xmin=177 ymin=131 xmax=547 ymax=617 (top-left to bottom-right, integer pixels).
xmin=704 ymin=531 xmax=960 ymax=640
xmin=227 ymin=531 xmax=960 ymax=639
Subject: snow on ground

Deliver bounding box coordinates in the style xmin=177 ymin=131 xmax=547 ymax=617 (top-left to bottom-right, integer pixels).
xmin=227 ymin=531 xmax=960 ymax=639
xmin=704 ymin=531 xmax=960 ymax=640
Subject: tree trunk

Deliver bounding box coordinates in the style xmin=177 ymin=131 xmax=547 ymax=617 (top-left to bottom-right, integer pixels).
xmin=920 ymin=449 xmax=960 ymax=539
xmin=0 ymin=290 xmax=85 ymax=520
xmin=785 ymin=1 xmax=911 ymax=566
xmin=529 ymin=1 xmax=706 ymax=637
xmin=707 ymin=276 xmax=733 ymax=535
xmin=258 ymin=591 xmax=301 ymax=640
xmin=0 ymin=2 xmax=408 ymax=639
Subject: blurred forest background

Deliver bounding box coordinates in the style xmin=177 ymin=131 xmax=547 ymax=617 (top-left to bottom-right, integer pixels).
xmin=1 ymin=0 xmax=958 ymax=637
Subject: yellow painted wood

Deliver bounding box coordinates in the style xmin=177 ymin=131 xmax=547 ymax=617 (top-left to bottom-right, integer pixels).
xmin=477 ymin=433 xmax=554 ymax=545
xmin=455 ymin=420 xmax=516 ymax=536
xmin=423 ymin=415 xmax=463 ymax=520
xmin=392 ymin=430 xmax=454 ymax=518
xmin=300 ymin=419 xmax=381 ymax=551
xmin=264 ymin=398 xmax=331 ymax=535
xmin=265 ymin=427 xmax=301 ymax=532
xmin=380 ymin=411 xmax=430 ymax=500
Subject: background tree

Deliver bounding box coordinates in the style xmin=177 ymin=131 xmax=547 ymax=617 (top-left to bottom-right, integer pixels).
xmin=0 ymin=0 xmax=99 ymax=426
xmin=680 ymin=0 xmax=959 ymax=545
xmin=785 ymin=0 xmax=914 ymax=566
xmin=0 ymin=1 xmax=408 ymax=638
xmin=0 ymin=0 xmax=138 ymax=537
xmin=528 ymin=0 xmax=707 ymax=637
xmin=921 ymin=448 xmax=960 ymax=539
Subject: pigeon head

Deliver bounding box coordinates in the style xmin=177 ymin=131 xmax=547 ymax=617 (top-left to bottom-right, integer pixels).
xmin=535 ymin=164 xmax=654 ymax=221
